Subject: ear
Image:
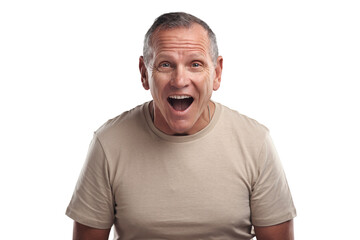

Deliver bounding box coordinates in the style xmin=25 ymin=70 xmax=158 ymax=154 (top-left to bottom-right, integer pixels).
xmin=213 ymin=56 xmax=223 ymax=91
xmin=139 ymin=56 xmax=149 ymax=90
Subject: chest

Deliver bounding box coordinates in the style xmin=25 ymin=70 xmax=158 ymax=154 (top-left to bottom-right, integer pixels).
xmin=111 ymin=145 xmax=254 ymax=238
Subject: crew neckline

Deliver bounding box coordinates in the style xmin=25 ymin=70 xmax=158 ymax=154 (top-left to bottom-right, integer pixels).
xmin=143 ymin=101 xmax=222 ymax=143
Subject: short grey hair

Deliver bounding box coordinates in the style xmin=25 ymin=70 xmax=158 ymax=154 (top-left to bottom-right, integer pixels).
xmin=143 ymin=12 xmax=219 ymax=67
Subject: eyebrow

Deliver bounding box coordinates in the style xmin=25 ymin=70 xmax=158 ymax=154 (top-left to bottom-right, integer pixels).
xmin=155 ymin=52 xmax=207 ymax=61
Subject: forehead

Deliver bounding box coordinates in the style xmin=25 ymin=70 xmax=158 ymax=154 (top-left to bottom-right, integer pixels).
xmin=151 ymin=24 xmax=211 ymax=56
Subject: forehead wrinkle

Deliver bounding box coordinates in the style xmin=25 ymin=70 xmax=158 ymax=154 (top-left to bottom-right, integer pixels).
xmin=155 ymin=51 xmax=207 ymax=64
xmin=153 ymin=25 xmax=210 ymax=43
xmin=154 ymin=38 xmax=210 ymax=58
xmin=149 ymin=25 xmax=212 ymax=65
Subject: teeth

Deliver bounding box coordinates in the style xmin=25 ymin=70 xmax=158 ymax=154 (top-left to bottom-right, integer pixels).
xmin=168 ymin=95 xmax=191 ymax=99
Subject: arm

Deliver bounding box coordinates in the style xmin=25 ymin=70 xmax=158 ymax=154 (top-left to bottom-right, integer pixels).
xmin=73 ymin=221 xmax=111 ymax=240
xmin=254 ymin=219 xmax=294 ymax=240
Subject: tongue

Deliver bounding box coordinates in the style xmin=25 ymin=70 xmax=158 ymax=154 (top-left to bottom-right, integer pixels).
xmin=172 ymin=99 xmax=192 ymax=111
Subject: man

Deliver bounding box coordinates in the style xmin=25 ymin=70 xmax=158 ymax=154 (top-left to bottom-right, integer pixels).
xmin=66 ymin=12 xmax=296 ymax=240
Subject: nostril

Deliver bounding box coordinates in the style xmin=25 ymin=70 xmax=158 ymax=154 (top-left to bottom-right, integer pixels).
xmin=170 ymin=68 xmax=189 ymax=88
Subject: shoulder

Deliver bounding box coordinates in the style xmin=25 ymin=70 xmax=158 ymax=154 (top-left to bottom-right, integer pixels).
xmin=217 ymin=103 xmax=269 ymax=141
xmin=94 ymin=102 xmax=148 ymax=145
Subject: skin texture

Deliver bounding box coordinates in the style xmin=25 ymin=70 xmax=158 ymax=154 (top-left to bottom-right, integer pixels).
xmin=139 ymin=24 xmax=223 ymax=135
xmin=73 ymin=222 xmax=110 ymax=240
xmin=254 ymin=220 xmax=294 ymax=240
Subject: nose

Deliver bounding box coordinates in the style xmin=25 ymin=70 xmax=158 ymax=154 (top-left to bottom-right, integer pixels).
xmin=170 ymin=65 xmax=189 ymax=89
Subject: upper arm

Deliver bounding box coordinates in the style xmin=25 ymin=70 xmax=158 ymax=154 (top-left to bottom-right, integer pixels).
xmin=66 ymin=135 xmax=115 ymax=231
xmin=254 ymin=219 xmax=294 ymax=240
xmin=251 ymin=133 xmax=296 ymax=226
xmin=73 ymin=221 xmax=111 ymax=240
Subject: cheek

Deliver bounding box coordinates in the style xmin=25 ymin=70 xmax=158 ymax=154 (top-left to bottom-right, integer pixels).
xmin=194 ymin=73 xmax=214 ymax=96
xmin=150 ymin=74 xmax=168 ymax=98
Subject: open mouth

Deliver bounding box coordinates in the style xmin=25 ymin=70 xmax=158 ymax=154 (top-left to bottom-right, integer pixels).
xmin=168 ymin=95 xmax=194 ymax=111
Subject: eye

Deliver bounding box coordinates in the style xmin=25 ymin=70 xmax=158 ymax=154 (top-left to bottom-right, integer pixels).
xmin=160 ymin=62 xmax=171 ymax=68
xmin=190 ymin=61 xmax=204 ymax=72
xmin=156 ymin=62 xmax=173 ymax=72
xmin=191 ymin=62 xmax=201 ymax=68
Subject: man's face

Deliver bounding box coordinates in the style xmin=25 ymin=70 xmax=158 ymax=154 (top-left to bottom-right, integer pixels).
xmin=140 ymin=24 xmax=223 ymax=135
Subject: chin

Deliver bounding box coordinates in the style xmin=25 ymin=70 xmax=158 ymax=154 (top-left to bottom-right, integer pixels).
xmin=168 ymin=120 xmax=194 ymax=135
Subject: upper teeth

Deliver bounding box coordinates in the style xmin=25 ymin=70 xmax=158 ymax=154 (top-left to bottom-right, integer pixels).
xmin=169 ymin=95 xmax=191 ymax=99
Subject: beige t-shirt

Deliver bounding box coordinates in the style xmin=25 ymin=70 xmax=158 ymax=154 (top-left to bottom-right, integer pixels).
xmin=66 ymin=102 xmax=296 ymax=239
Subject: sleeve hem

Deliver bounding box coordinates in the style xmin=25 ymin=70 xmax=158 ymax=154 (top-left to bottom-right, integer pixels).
xmin=252 ymin=210 xmax=297 ymax=227
xmin=66 ymin=207 xmax=113 ymax=229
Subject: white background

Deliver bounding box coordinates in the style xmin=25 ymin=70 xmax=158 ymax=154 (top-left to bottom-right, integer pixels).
xmin=1 ymin=0 xmax=359 ymax=239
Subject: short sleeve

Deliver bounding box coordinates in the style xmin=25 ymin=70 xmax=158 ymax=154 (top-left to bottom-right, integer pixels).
xmin=250 ymin=133 xmax=296 ymax=226
xmin=66 ymin=135 xmax=114 ymax=229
